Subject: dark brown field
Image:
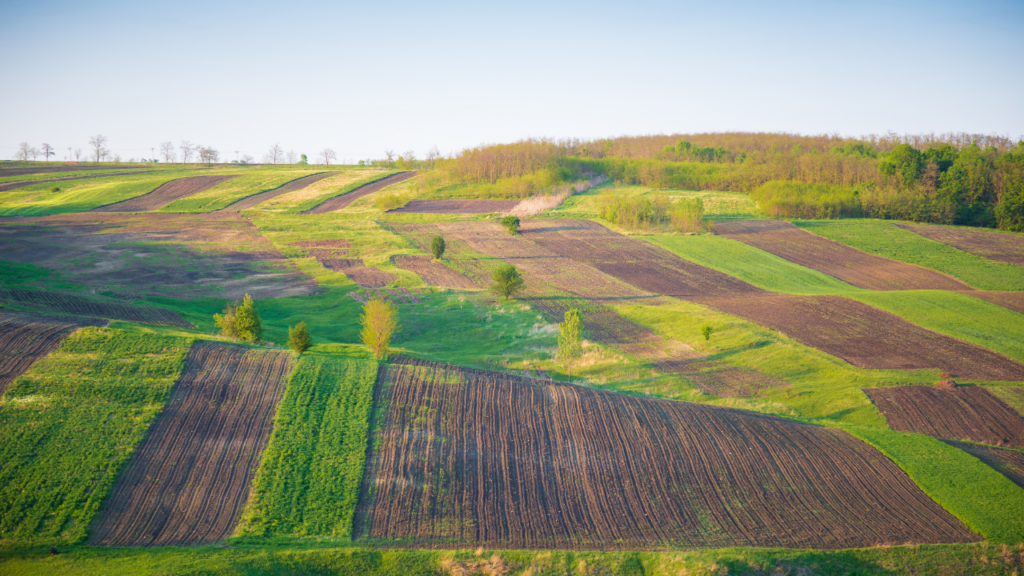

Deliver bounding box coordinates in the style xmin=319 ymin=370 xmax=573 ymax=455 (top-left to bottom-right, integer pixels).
xmin=393 ymin=255 xmax=479 ymax=289
xmin=897 ymin=223 xmax=1024 ymax=266
xmin=944 ymin=440 xmax=1024 ymax=489
xmin=301 ymin=172 xmax=416 ymax=214
xmin=0 ymin=170 xmax=159 ymax=192
xmin=320 ymin=258 xmax=398 ymax=287
xmin=89 ymin=342 xmax=291 ymax=547
xmin=0 ymin=287 xmax=190 ymax=327
xmin=218 ymin=172 xmax=332 ymax=211
xmin=0 ymin=164 xmax=149 ymax=178
xmin=0 ymin=311 xmax=107 ymax=394
xmin=91 ymin=176 xmax=238 ymax=212
xmin=714 ymin=220 xmax=971 ymax=290
xmin=356 ymin=360 xmax=979 ymax=549
xmin=864 ymin=385 xmax=1024 ymax=448
xmin=389 ymin=199 xmax=519 ymax=214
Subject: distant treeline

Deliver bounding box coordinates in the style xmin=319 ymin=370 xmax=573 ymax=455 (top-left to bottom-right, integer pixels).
xmin=419 ymin=133 xmax=1024 ymax=231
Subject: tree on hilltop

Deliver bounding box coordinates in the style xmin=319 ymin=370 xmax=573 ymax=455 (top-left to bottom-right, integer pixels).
xmin=490 ymin=263 xmax=525 ymax=301
xmin=40 ymin=143 xmax=54 ymax=161
xmin=160 ymin=141 xmax=176 ymax=163
xmin=320 ymin=148 xmax=337 ymax=166
xmin=264 ymin=143 xmax=284 ymax=165
xmin=89 ymin=134 xmax=107 ymax=163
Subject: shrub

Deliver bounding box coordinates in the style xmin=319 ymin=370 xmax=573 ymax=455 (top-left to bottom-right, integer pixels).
xmin=558 ymin=309 xmax=583 ymax=383
xmin=490 ymin=264 xmax=525 ymax=301
xmin=430 ymin=236 xmax=446 ymax=260
xmin=701 ymin=325 xmax=715 ymax=341
xmin=235 ymin=294 xmax=263 ymax=342
xmin=751 ymin=180 xmax=863 ymax=219
xmin=360 ymin=297 xmax=399 ymax=360
xmin=288 ymin=321 xmax=312 ymax=354
xmin=600 ymin=192 xmax=669 ymax=230
xmin=500 ymin=215 xmax=520 ymax=235
xmin=670 ymin=198 xmax=705 ymax=233
xmin=214 ymin=303 xmax=237 ymax=338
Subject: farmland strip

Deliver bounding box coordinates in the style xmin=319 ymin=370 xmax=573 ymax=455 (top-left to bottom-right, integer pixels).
xmin=218 ymin=172 xmax=332 ymax=211
xmin=0 ymin=311 xmax=106 ymax=395
xmin=301 ymin=172 xmax=416 ymax=214
xmin=0 ymin=287 xmax=191 ymax=327
xmin=0 ymin=170 xmax=159 ymax=192
xmin=91 ymin=176 xmax=239 ymax=212
xmin=897 ymin=223 xmax=1024 ymax=266
xmin=944 ymin=440 xmax=1024 ymax=489
xmin=89 ymin=342 xmax=292 ymax=546
xmin=389 ymin=199 xmax=519 ymax=214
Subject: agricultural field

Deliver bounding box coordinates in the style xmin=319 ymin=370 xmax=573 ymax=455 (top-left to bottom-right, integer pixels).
xmin=3 ymin=162 xmax=1024 ymax=575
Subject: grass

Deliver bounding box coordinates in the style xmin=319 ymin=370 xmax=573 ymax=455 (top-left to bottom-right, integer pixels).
xmin=795 ymin=219 xmax=1024 ymax=291
xmin=159 ymin=169 xmax=321 ymax=213
xmin=0 ymin=328 xmax=190 ymax=545
xmin=547 ymin=183 xmax=763 ymax=223
xmin=251 ymin=170 xmax=387 ymax=213
xmin=281 ymin=170 xmax=400 ymax=214
xmin=239 ymin=352 xmax=378 ymax=539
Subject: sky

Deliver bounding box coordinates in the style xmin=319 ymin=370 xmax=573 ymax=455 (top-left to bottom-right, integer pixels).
xmin=1 ymin=0 xmax=1022 ymax=162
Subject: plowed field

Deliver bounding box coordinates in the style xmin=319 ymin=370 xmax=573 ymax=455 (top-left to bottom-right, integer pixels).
xmin=389 ymin=199 xmax=519 ymax=214
xmin=89 ymin=342 xmax=291 ymax=547
xmin=864 ymin=386 xmax=1024 ymax=448
xmin=944 ymin=440 xmax=1024 ymax=489
xmin=393 ymin=255 xmax=479 ymax=289
xmin=219 ymin=172 xmax=332 ymax=211
xmin=897 ymin=223 xmax=1024 ymax=266
xmin=92 ymin=176 xmax=238 ymax=212
xmin=356 ymin=360 xmax=978 ymax=549
xmin=714 ymin=220 xmax=970 ymax=291
xmin=0 ymin=311 xmax=106 ymax=394
xmin=302 ymin=172 xmax=416 ymax=214
xmin=320 ymin=258 xmax=397 ymax=287
xmin=0 ymin=287 xmax=190 ymax=327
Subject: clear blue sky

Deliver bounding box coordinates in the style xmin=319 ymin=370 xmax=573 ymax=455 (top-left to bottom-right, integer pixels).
xmin=2 ymin=0 xmax=1022 ymax=162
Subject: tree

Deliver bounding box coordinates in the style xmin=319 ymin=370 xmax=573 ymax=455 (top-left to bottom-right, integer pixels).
xmin=490 ymin=263 xmax=525 ymax=301
xmin=198 ymin=146 xmax=219 ymax=165
xmin=500 ymin=215 xmax=520 ymax=235
xmin=430 ymin=235 xmax=446 ymax=260
xmin=30 ymin=146 xmax=39 ymax=160
xmin=234 ymin=294 xmax=263 ymax=342
xmin=558 ymin=308 xmax=583 ymax=383
xmin=74 ymin=148 xmax=82 ymax=161
xmin=288 ymin=321 xmax=312 ymax=354
xmin=241 ymin=154 xmax=254 ymax=165
xmin=361 ymin=297 xmax=399 ymax=360
xmin=384 ymin=149 xmax=395 ymax=168
xmin=160 ymin=141 xmax=176 ymax=163
xmin=213 ymin=302 xmax=237 ymax=338
xmin=299 ymin=153 xmax=308 ymax=165
xmin=701 ymin=325 xmax=715 ymax=341
xmin=425 ymin=145 xmax=441 ymax=168
xmin=286 ymin=150 xmax=298 ymax=164
xmin=180 ymin=140 xmax=194 ymax=164
xmin=320 ymin=148 xmax=337 ymax=166
xmin=264 ymin=143 xmax=284 ymax=165
xmin=15 ymin=142 xmax=31 ymax=161
xmin=89 ymin=134 xmax=107 ymax=163
xmin=40 ymin=143 xmax=54 ymax=161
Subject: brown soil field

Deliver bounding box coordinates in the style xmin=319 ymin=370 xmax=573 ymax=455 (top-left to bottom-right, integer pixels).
xmin=943 ymin=440 xmax=1024 ymax=489
xmin=964 ymin=291 xmax=1024 ymax=315
xmin=864 ymin=385 xmax=1024 ymax=448
xmin=714 ymin=220 xmax=971 ymax=291
xmin=0 ymin=170 xmax=159 ymax=192
xmin=301 ymin=172 xmax=417 ymax=214
xmin=356 ymin=359 xmax=978 ymax=549
xmin=656 ymin=358 xmax=790 ymax=398
xmin=393 ymin=255 xmax=479 ymax=289
xmin=92 ymin=176 xmax=238 ymax=212
xmin=0 ymin=311 xmax=107 ymax=395
xmin=218 ymin=172 xmax=332 ymax=211
xmin=389 ymin=199 xmax=519 ymax=214
xmin=0 ymin=213 xmax=321 ymax=300
xmin=897 ymin=223 xmax=1024 ymax=266
xmin=0 ymin=287 xmax=190 ymax=327
xmin=290 ymin=238 xmax=351 ymax=259
xmin=89 ymin=342 xmax=291 ymax=547
xmin=320 ymin=258 xmax=398 ymax=287
xmin=0 ymin=164 xmax=150 ymax=178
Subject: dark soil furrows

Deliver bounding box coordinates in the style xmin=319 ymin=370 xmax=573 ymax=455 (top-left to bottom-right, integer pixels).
xmin=897 ymin=223 xmax=1024 ymax=266
xmin=320 ymin=258 xmax=397 ymax=287
xmin=0 ymin=311 xmax=107 ymax=395
xmin=88 ymin=342 xmax=291 ymax=546
xmin=301 ymin=172 xmax=416 ymax=214
xmin=356 ymin=359 xmax=979 ymax=549
xmin=0 ymin=170 xmax=160 ymax=192
xmin=865 ymin=385 xmax=1024 ymax=448
xmin=0 ymin=165 xmax=152 ymax=178
xmin=0 ymin=287 xmax=190 ymax=327
xmin=218 ymin=172 xmax=332 ymax=211
xmin=389 ymin=199 xmax=519 ymax=214
xmin=393 ymin=255 xmax=479 ymax=289
xmin=715 ymin=220 xmax=971 ymax=291
xmin=92 ymin=176 xmax=238 ymax=212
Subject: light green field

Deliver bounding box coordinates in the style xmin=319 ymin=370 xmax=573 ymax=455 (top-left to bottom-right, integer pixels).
xmin=159 ymin=169 xmax=321 ymax=212
xmin=548 ymin=183 xmax=763 ymax=223
xmin=252 ymin=170 xmax=390 ymax=213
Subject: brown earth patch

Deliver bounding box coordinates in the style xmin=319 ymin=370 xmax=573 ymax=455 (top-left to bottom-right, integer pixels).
xmin=960 ymin=291 xmax=1024 ymax=316
xmin=0 ymin=170 xmax=161 ymax=192
xmin=715 ymin=220 xmax=971 ymax=291
xmin=389 ymin=199 xmax=519 ymax=214
xmin=656 ymin=358 xmax=789 ymax=398
xmin=864 ymin=385 xmax=1024 ymax=448
xmin=320 ymin=258 xmax=398 ymax=288
xmin=355 ymin=359 xmax=978 ymax=549
xmin=290 ymin=238 xmax=351 ymax=259
xmin=0 ymin=164 xmax=152 ymax=178
xmin=301 ymin=172 xmax=417 ymax=214
xmin=0 ymin=311 xmax=107 ymax=395
xmin=393 ymin=255 xmax=478 ymax=289
xmin=0 ymin=287 xmax=190 ymax=327
xmin=218 ymin=172 xmax=333 ymax=211
xmin=943 ymin=440 xmax=1024 ymax=489
xmin=89 ymin=342 xmax=291 ymax=547
xmin=897 ymin=223 xmax=1024 ymax=266
xmin=91 ymin=176 xmax=239 ymax=212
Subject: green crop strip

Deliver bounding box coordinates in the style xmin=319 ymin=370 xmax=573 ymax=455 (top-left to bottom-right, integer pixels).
xmin=285 ymin=170 xmax=401 ymax=213
xmin=158 ymin=170 xmax=316 ymax=213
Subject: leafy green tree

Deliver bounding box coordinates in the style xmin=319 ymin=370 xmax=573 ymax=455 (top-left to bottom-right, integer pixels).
xmin=500 ymin=215 xmax=520 ymax=235
xmin=213 ymin=303 xmax=237 ymax=338
xmin=878 ymin=144 xmax=923 ymax=187
xmin=490 ymin=264 xmax=525 ymax=301
xmin=288 ymin=321 xmax=312 ymax=354
xmin=558 ymin=309 xmax=583 ymax=383
xmin=995 ymin=149 xmax=1024 ymax=231
xmin=361 ymin=297 xmax=399 ymax=360
xmin=299 ymin=153 xmax=308 ymax=165
xmin=701 ymin=325 xmax=715 ymax=341
xmin=235 ymin=294 xmax=263 ymax=342
xmin=430 ymin=235 xmax=446 ymax=260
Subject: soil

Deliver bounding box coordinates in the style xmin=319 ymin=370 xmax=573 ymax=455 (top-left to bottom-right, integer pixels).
xmin=218 ymin=172 xmax=333 ymax=211
xmin=301 ymin=172 xmax=417 ymax=214
xmin=0 ymin=164 xmax=150 ymax=178
xmin=0 ymin=170 xmax=160 ymax=192
xmin=88 ymin=342 xmax=291 ymax=546
xmin=715 ymin=220 xmax=971 ymax=291
xmin=290 ymin=238 xmax=351 ymax=259
xmin=91 ymin=175 xmax=239 ymax=212
xmin=864 ymin=385 xmax=1024 ymax=448
xmin=355 ymin=359 xmax=979 ymax=549
xmin=0 ymin=287 xmax=189 ymax=327
xmin=320 ymin=258 xmax=398 ymax=288
xmin=897 ymin=223 xmax=1024 ymax=266
xmin=0 ymin=311 xmax=107 ymax=394
xmin=964 ymin=291 xmax=1024 ymax=315
xmin=388 ymin=199 xmax=520 ymax=214
xmin=393 ymin=255 xmax=479 ymax=289
xmin=943 ymin=440 xmax=1024 ymax=490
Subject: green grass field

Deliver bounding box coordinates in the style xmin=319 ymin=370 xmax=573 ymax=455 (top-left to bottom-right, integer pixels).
xmin=158 ymin=169 xmax=320 ymax=212
xmin=547 ymin=183 xmax=763 ymax=224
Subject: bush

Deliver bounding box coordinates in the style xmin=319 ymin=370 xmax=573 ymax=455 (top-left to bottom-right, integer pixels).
xmin=288 ymin=321 xmax=312 ymax=354
xmin=670 ymin=198 xmax=705 ymax=233
xmin=751 ymin=180 xmax=863 ymax=219
xmin=235 ymin=294 xmax=263 ymax=342
xmin=360 ymin=297 xmax=399 ymax=360
xmin=600 ymin=192 xmax=668 ymax=230
xmin=214 ymin=303 xmax=237 ymax=338
xmin=500 ymin=215 xmax=520 ymax=235
xmin=490 ymin=264 xmax=525 ymax=301
xmin=430 ymin=236 xmax=446 ymax=260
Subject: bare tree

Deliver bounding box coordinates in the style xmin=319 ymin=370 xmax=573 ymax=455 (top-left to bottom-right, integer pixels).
xmin=180 ymin=140 xmax=194 ymax=164
xmin=319 ymin=148 xmax=337 ymax=166
xmin=240 ymin=154 xmax=254 ymax=165
xmin=286 ymin=149 xmax=297 ymax=164
xmin=74 ymin=148 xmax=82 ymax=161
xmin=89 ymin=134 xmax=107 ymax=163
xmin=384 ymin=149 xmax=395 ymax=168
xmin=40 ymin=143 xmax=54 ymax=161
xmin=15 ymin=142 xmax=31 ymax=161
xmin=160 ymin=141 xmax=176 ymax=163
xmin=30 ymin=146 xmax=40 ymax=161
xmin=263 ymin=143 xmax=284 ymax=165
xmin=425 ymin=145 xmax=441 ymax=168
xmin=198 ymin=146 xmax=219 ymax=165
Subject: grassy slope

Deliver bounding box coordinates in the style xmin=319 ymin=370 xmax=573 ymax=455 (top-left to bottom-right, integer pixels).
xmin=0 ymin=165 xmax=181 ymax=185
xmin=158 ymin=169 xmax=320 ymax=213
xmin=794 ymin=219 xmax=1024 ymax=291
xmin=283 ymin=170 xmax=400 ymax=213
xmin=547 ymin=183 xmax=763 ymax=223
xmin=239 ymin=352 xmax=378 ymax=539
xmin=0 ymin=328 xmax=190 ymax=545
xmin=254 ymin=170 xmax=387 ymax=213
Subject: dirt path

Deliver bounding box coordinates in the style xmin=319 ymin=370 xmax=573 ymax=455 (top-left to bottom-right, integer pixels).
xmin=92 ymin=175 xmax=238 ymax=212
xmin=301 ymin=172 xmax=416 ymax=214
xmin=218 ymin=172 xmax=332 ymax=211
